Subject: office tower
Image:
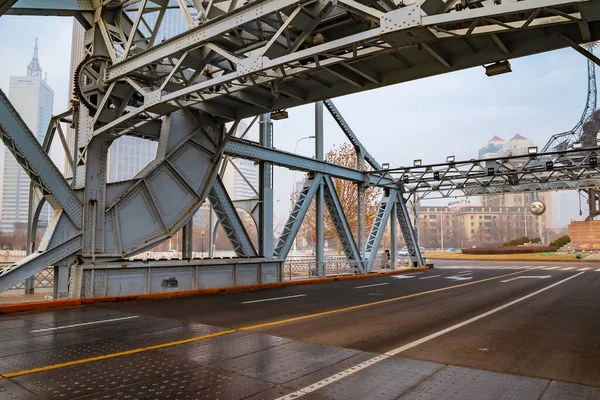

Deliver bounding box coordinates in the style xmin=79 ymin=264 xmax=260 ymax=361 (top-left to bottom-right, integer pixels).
xmin=0 ymin=40 xmax=54 ymax=233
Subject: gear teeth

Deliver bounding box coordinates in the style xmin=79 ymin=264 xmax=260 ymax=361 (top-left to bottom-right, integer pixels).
xmin=73 ymin=55 xmax=111 ymax=112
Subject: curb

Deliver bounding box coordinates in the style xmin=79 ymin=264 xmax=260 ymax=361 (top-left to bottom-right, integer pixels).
xmin=0 ymin=267 xmax=429 ymax=315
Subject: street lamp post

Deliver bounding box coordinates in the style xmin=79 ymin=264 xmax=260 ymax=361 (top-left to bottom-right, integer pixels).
xmin=201 ymin=230 xmax=205 ymax=258
xmin=292 ymin=135 xmax=315 ymax=253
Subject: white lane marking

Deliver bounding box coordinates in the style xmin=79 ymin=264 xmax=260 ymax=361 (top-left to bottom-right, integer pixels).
xmin=500 ymin=275 xmax=551 ymax=283
xmin=242 ymin=294 xmax=306 ymax=304
xmin=30 ymin=316 xmax=139 ymax=333
xmin=355 ymin=283 xmax=389 ymax=289
xmin=276 ymin=272 xmax=585 ymax=400
xmin=275 ymin=354 xmax=390 ymax=400
xmin=391 ymin=274 xmax=418 ymax=279
xmin=384 ymin=272 xmax=585 ymax=355
xmin=560 ymin=267 xmax=575 ymax=271
xmin=457 ymin=270 xmax=472 ymax=274
xmin=577 ymin=267 xmax=591 ymax=271
xmin=445 ymin=275 xmax=472 ymax=281
xmin=418 ymin=275 xmax=441 ymax=280
xmin=543 ymin=267 xmax=561 ymax=270
xmin=595 ymin=269 xmax=600 ymax=272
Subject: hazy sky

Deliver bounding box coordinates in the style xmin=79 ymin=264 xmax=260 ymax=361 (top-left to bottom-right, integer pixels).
xmin=0 ymin=15 xmax=590 ymax=226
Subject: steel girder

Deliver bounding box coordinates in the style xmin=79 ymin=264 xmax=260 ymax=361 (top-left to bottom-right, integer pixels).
xmin=274 ymin=174 xmax=322 ymax=259
xmin=0 ymin=90 xmax=82 ymax=229
xmin=364 ymin=189 xmax=396 ymax=271
xmin=324 ymin=100 xmax=381 ymax=171
xmin=543 ymin=47 xmax=597 ymax=152
xmin=377 ymin=147 xmax=600 ymax=199
xmin=224 ymin=137 xmax=394 ymax=186
xmin=324 ymin=99 xmax=422 ymax=267
xmin=7 ymin=0 xmax=596 ymax=137
xmin=208 ymin=175 xmax=258 ymax=257
xmin=322 ymin=175 xmax=364 ymax=273
xmin=5 ymin=0 xmax=94 ymax=16
xmin=81 ymin=0 xmax=600 ymax=137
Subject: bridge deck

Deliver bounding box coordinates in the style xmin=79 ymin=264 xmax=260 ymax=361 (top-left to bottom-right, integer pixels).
xmin=0 ymin=262 xmax=599 ymax=399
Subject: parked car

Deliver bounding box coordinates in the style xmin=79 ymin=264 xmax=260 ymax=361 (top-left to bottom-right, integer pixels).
xmin=398 ymin=247 xmax=426 ymax=256
xmin=445 ymin=248 xmax=459 ymax=252
xmin=398 ymin=247 xmax=409 ymax=256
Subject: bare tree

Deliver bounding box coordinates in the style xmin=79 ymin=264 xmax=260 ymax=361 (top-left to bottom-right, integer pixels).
xmin=291 ymin=143 xmax=381 ymax=251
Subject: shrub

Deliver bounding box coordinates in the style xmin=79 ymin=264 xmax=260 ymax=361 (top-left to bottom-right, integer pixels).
xmin=462 ymin=246 xmax=554 ymax=254
xmin=531 ymin=237 xmax=542 ymax=243
xmin=549 ymin=235 xmax=571 ymax=249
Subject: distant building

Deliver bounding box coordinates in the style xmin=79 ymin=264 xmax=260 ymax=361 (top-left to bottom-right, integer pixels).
xmin=418 ymin=201 xmax=547 ymax=248
xmin=478 ymin=135 xmax=505 ymax=159
xmin=479 ymin=133 xmax=553 ymax=233
xmin=0 ymin=40 xmax=53 ymax=233
xmin=419 ymin=134 xmax=556 ymax=247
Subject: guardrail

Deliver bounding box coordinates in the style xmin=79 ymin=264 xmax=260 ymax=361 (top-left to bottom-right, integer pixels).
xmin=283 ymin=254 xmax=389 ymax=279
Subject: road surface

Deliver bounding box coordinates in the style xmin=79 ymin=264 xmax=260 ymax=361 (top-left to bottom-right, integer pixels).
xmin=0 ymin=261 xmax=598 ymax=399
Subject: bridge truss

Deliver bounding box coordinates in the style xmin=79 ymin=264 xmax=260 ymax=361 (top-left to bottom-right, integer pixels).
xmin=1 ymin=0 xmax=600 ymax=295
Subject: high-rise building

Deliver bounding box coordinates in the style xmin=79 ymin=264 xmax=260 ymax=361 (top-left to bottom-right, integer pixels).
xmin=0 ymin=40 xmax=54 ymax=233
xmin=478 ymin=134 xmax=553 ymax=235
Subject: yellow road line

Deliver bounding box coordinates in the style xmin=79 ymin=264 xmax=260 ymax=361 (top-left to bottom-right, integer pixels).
xmin=239 ymin=270 xmax=525 ymax=330
xmin=0 ymin=270 xmax=524 ymax=379
xmin=0 ymin=329 xmax=236 ymax=379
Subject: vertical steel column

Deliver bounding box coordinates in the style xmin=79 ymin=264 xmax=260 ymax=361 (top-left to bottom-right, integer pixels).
xmin=390 ymin=202 xmax=397 ymax=269
xmin=315 ymin=101 xmax=325 ymax=276
xmin=209 ymin=206 xmax=217 ymax=257
xmin=182 ymin=219 xmax=193 ymax=259
xmin=413 ymin=199 xmax=420 ymax=247
xmin=356 ymin=152 xmax=366 ymax=270
xmin=259 ymin=114 xmax=274 ymax=257
xmin=83 ymin=138 xmax=110 ymax=256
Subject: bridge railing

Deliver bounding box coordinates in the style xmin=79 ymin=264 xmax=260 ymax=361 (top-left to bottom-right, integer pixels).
xmin=283 ymin=254 xmax=388 ymax=280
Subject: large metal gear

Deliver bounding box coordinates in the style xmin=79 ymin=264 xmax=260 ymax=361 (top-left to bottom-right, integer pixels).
xmin=73 ymin=56 xmax=112 ymax=112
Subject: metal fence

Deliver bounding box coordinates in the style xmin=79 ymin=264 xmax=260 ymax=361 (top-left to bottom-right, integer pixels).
xmin=8 ymin=267 xmax=54 ymax=291
xmin=283 ymin=253 xmax=389 ymax=280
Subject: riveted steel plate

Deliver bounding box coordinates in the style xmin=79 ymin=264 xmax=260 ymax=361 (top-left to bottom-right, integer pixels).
xmin=0 ymin=338 xmax=133 ymax=375
xmin=122 ymin=323 xmax=226 ymax=347
xmin=244 ymin=386 xmax=331 ymax=400
xmin=214 ymin=340 xmax=360 ymax=384
xmin=0 ymin=332 xmax=98 ymax=357
xmin=0 ymin=379 xmax=40 ymax=400
xmin=0 ymin=323 xmax=55 ymax=342
xmin=399 ymin=366 xmax=548 ymax=400
xmin=541 ymin=381 xmax=600 ymax=400
xmin=78 ymin=316 xmax=183 ymax=339
xmin=286 ymin=354 xmax=443 ymax=400
xmin=0 ymin=317 xmax=43 ymax=330
xmin=13 ymin=350 xmax=203 ymax=399
xmin=160 ymin=331 xmax=292 ymax=364
xmin=74 ymin=366 xmax=274 ymax=400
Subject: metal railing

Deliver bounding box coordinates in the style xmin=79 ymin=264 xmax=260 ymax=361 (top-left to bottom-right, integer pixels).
xmin=8 ymin=267 xmax=54 ymax=290
xmin=283 ymin=254 xmax=389 ymax=280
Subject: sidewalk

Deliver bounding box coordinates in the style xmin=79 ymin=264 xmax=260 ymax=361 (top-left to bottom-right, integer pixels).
xmin=0 ymin=288 xmax=53 ymax=306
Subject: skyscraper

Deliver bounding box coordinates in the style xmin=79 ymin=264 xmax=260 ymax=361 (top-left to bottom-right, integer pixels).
xmin=0 ymin=40 xmax=54 ymax=233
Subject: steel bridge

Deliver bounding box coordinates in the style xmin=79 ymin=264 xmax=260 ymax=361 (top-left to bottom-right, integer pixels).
xmin=1 ymin=0 xmax=600 ymax=297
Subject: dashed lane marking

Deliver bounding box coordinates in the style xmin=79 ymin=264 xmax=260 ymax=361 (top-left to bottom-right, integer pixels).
xmin=275 ymin=272 xmax=586 ymax=400
xmin=30 ymin=316 xmax=139 ymax=333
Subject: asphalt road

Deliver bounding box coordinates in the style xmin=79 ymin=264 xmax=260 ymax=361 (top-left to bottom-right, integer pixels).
xmin=89 ymin=262 xmax=600 ymax=386
xmin=1 ymin=261 xmax=599 ymax=399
